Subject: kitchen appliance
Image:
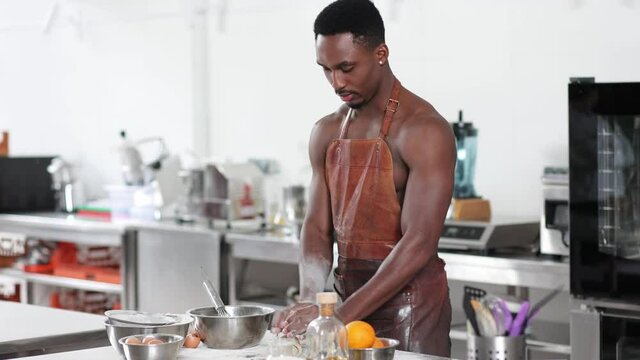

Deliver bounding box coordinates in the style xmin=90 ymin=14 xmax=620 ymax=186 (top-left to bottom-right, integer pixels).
xmin=203 ymin=162 xmax=265 ymax=227
xmin=47 ymin=157 xmax=84 ymax=213
xmin=540 ymin=167 xmax=569 ymax=257
xmin=283 ymin=185 xmax=306 ymax=239
xmin=569 ymin=81 xmax=640 ymax=300
xmin=453 ymin=110 xmax=478 ymax=199
xmin=118 ymin=131 xmax=169 ymax=186
xmin=438 ymin=218 xmax=539 ymax=252
xmin=174 ymin=168 xmax=205 ymax=223
xmin=449 ymin=111 xmax=491 ymax=221
xmin=569 ymin=80 xmax=640 ymax=360
xmin=0 ymin=157 xmax=56 ymax=212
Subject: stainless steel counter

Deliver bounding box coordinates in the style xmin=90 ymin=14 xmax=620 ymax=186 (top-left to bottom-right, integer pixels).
xmin=225 ymin=231 xmax=569 ymax=290
xmin=0 ymin=213 xmax=126 ymax=246
xmin=15 ymin=332 xmax=453 ymax=360
xmin=0 ymin=212 xmax=216 ymax=239
xmin=0 ymin=213 xmax=222 ymax=312
xmin=0 ymin=300 xmax=108 ymax=359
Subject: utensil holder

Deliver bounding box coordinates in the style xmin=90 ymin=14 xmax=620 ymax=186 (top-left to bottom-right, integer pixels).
xmin=467 ymin=335 xmax=526 ymax=360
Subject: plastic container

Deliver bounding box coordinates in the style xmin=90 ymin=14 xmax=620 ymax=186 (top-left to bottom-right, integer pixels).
xmin=106 ymin=185 xmax=138 ymax=220
xmin=106 ymin=184 xmax=161 ymax=221
xmin=467 ymin=335 xmax=526 ymax=360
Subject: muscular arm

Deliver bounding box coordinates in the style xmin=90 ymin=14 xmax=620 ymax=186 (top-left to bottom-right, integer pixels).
xmin=299 ymin=118 xmax=336 ymax=302
xmin=335 ymin=115 xmax=456 ymax=323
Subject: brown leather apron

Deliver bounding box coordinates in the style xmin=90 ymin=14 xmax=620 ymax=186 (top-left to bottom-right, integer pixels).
xmin=326 ymin=80 xmax=451 ymax=357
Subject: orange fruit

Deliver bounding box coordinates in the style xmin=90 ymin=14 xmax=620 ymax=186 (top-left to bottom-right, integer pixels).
xmin=346 ymin=320 xmax=376 ymax=349
xmin=372 ymin=338 xmax=385 ymax=348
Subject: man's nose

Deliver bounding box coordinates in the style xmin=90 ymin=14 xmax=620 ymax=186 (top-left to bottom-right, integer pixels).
xmin=330 ymin=71 xmax=346 ymax=91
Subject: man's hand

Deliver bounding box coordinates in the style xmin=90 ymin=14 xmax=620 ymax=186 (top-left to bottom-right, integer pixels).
xmin=271 ymin=302 xmax=319 ymax=338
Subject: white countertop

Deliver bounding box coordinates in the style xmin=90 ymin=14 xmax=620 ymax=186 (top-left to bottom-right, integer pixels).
xmin=18 ymin=332 xmax=452 ymax=360
xmin=0 ymin=212 xmax=217 ymax=236
xmin=0 ymin=300 xmax=105 ymax=343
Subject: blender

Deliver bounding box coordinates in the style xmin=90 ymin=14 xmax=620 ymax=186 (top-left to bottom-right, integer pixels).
xmin=453 ymin=110 xmax=478 ymax=199
xmin=448 ymin=110 xmax=491 ymax=221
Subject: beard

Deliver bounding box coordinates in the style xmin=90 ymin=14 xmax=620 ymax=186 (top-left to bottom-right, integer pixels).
xmin=344 ymin=94 xmax=366 ymax=109
xmin=347 ymin=101 xmax=363 ymax=109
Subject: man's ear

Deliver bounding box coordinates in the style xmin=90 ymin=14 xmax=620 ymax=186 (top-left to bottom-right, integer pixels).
xmin=376 ymin=44 xmax=389 ymax=65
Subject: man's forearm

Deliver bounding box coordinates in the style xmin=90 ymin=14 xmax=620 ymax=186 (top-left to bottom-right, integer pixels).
xmin=299 ymin=254 xmax=332 ymax=301
xmin=335 ymin=232 xmax=436 ymax=323
xmin=299 ymin=227 xmax=334 ymax=302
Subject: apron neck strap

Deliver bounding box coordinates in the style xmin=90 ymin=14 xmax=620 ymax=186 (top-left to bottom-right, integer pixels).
xmin=338 ymin=108 xmax=353 ymax=139
xmin=337 ymin=79 xmax=401 ymax=140
xmin=379 ymin=79 xmax=401 ymax=140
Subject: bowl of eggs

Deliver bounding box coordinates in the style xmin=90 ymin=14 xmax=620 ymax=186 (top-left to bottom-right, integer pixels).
xmin=104 ymin=311 xmax=192 ymax=358
xmin=118 ymin=334 xmax=183 ymax=360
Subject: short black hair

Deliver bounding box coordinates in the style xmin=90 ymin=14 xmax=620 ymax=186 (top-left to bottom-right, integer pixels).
xmin=314 ymin=0 xmax=385 ymax=49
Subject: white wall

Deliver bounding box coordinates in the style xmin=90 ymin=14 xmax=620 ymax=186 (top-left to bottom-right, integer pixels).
xmin=207 ymin=0 xmax=640 ymax=218
xmin=2 ymin=0 xmax=640 ymax=217
xmin=0 ymin=0 xmax=194 ymax=199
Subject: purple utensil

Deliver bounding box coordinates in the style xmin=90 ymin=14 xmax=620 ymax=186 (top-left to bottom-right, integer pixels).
xmin=490 ymin=306 xmax=505 ymax=336
xmin=497 ymin=298 xmax=513 ymax=335
xmin=508 ymin=301 xmax=530 ymax=336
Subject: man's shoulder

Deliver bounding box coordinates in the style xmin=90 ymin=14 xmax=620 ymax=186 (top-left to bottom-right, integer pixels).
xmin=394 ymin=90 xmax=456 ymax=164
xmin=398 ymin=91 xmax=452 ymax=139
xmin=312 ymin=105 xmax=348 ymax=138
xmin=315 ymin=105 xmax=348 ymax=129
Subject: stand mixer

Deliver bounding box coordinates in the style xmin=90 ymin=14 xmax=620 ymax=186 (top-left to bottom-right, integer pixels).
xmin=118 ymin=130 xmax=169 ymax=186
xmin=110 ymin=131 xmax=169 ymax=220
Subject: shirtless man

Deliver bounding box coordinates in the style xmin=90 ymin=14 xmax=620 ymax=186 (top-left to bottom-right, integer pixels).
xmin=272 ymin=1 xmax=455 ymax=356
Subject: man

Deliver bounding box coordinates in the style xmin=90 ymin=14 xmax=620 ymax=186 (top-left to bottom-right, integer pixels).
xmin=272 ymin=0 xmax=455 ymax=356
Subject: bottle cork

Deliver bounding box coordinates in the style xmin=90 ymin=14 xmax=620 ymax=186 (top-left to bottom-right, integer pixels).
xmin=0 ymin=131 xmax=8 ymax=156
xmin=316 ymin=292 xmax=338 ymax=304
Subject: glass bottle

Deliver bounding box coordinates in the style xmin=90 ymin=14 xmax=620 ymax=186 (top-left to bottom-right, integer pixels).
xmin=305 ymin=292 xmax=348 ymax=360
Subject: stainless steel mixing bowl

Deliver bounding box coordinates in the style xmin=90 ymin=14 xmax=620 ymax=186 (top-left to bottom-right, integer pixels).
xmin=104 ymin=315 xmax=192 ymax=359
xmin=349 ymin=338 xmax=400 ymax=360
xmin=187 ymin=305 xmax=274 ymax=349
xmin=119 ymin=334 xmax=183 ymax=360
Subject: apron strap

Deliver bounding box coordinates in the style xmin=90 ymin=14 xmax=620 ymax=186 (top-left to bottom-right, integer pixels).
xmin=338 ymin=108 xmax=353 ymax=139
xmin=379 ymin=80 xmax=402 ymax=140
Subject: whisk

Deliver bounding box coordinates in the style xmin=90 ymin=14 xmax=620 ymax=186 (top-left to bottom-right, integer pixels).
xmin=200 ymin=266 xmax=230 ymax=317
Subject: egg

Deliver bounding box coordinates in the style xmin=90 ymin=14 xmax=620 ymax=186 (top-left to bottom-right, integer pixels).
xmin=183 ymin=333 xmax=201 ymax=348
xmin=142 ymin=335 xmax=157 ymax=345
xmin=147 ymin=339 xmax=164 ymax=345
xmin=125 ymin=337 xmax=143 ymax=345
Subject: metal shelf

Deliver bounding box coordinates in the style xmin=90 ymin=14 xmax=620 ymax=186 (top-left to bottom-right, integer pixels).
xmin=0 ymin=268 xmax=122 ymax=294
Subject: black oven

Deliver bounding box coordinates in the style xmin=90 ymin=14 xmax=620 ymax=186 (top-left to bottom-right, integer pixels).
xmin=569 ymin=81 xmax=640 ymax=360
xmin=569 ymin=81 xmax=640 ymax=301
xmin=0 ymin=157 xmax=56 ymax=212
